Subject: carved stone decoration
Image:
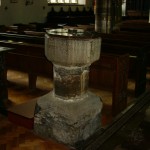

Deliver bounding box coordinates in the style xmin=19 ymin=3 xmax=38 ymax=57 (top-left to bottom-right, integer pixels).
xmin=34 ymin=29 xmax=103 ymax=145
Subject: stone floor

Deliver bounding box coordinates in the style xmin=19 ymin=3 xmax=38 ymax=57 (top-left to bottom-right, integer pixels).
xmin=0 ymin=113 xmax=72 ymax=150
xmin=99 ymin=102 xmax=150 ymax=150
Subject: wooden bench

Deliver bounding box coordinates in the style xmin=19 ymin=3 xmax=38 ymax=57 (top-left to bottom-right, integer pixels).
xmin=101 ymin=33 xmax=150 ymax=43
xmin=119 ymin=20 xmax=150 ymax=32
xmin=90 ymin=53 xmax=129 ymax=116
xmin=113 ymin=30 xmax=150 ymax=36
xmin=101 ymin=32 xmax=150 ymax=68
xmin=0 ymin=33 xmax=52 ymax=89
xmin=101 ymin=43 xmax=147 ymax=97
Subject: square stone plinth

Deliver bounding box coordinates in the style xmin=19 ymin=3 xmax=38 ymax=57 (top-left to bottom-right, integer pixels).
xmin=34 ymin=91 xmax=102 ymax=145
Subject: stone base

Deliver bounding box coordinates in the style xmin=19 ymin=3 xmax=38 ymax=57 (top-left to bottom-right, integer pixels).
xmin=34 ymin=91 xmax=102 ymax=145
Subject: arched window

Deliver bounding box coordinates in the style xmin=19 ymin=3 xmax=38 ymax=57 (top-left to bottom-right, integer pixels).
xmin=47 ymin=0 xmax=86 ymax=5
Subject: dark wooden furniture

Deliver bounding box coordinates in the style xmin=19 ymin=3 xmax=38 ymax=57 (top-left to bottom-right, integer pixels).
xmin=0 ymin=46 xmax=13 ymax=115
xmin=101 ymin=43 xmax=147 ymax=97
xmin=90 ymin=53 xmax=129 ymax=116
xmin=46 ymin=7 xmax=95 ymax=26
xmin=119 ymin=20 xmax=150 ymax=32
xmin=100 ymin=29 xmax=150 ymax=97
xmin=0 ymin=33 xmax=52 ymax=89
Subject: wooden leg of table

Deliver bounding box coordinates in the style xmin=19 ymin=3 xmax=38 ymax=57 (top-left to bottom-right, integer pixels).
xmin=28 ymin=73 xmax=37 ymax=90
xmin=0 ymin=52 xmax=8 ymax=115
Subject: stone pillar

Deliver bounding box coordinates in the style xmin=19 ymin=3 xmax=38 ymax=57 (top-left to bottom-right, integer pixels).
xmin=34 ymin=29 xmax=103 ymax=145
xmin=112 ymin=0 xmax=123 ymax=31
xmin=112 ymin=0 xmax=117 ymax=30
xmin=117 ymin=0 xmax=123 ymax=23
xmin=95 ymin=0 xmax=112 ymax=33
xmin=122 ymin=0 xmax=127 ymax=17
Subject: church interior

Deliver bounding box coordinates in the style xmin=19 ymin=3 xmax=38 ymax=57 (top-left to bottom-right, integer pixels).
xmin=0 ymin=0 xmax=150 ymax=149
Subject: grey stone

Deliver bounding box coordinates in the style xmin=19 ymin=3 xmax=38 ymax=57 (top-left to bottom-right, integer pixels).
xmin=34 ymin=91 xmax=102 ymax=145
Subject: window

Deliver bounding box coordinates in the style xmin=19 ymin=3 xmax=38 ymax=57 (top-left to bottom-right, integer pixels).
xmin=47 ymin=0 xmax=86 ymax=5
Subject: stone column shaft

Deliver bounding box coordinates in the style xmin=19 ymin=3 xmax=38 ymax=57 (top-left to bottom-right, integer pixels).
xmin=54 ymin=64 xmax=89 ymax=98
xmin=95 ymin=0 xmax=112 ymax=33
xmin=112 ymin=0 xmax=123 ymax=31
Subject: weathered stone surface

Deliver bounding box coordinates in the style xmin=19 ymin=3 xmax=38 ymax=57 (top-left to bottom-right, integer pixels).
xmin=45 ymin=29 xmax=101 ymax=66
xmin=34 ymin=91 xmax=102 ymax=145
xmin=34 ymin=29 xmax=102 ymax=146
xmin=54 ymin=64 xmax=89 ymax=98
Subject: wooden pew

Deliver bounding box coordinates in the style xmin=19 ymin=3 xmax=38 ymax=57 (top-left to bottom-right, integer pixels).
xmin=5 ymin=44 xmax=53 ymax=89
xmin=0 ymin=32 xmax=44 ymax=44
xmin=90 ymin=53 xmax=129 ymax=116
xmin=101 ymin=33 xmax=150 ymax=43
xmin=0 ymin=33 xmax=52 ymax=89
xmin=101 ymin=32 xmax=150 ymax=68
xmin=119 ymin=20 xmax=150 ymax=32
xmin=102 ymin=31 xmax=150 ymax=66
xmin=101 ymin=43 xmax=147 ymax=97
xmin=113 ymin=30 xmax=150 ymax=36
